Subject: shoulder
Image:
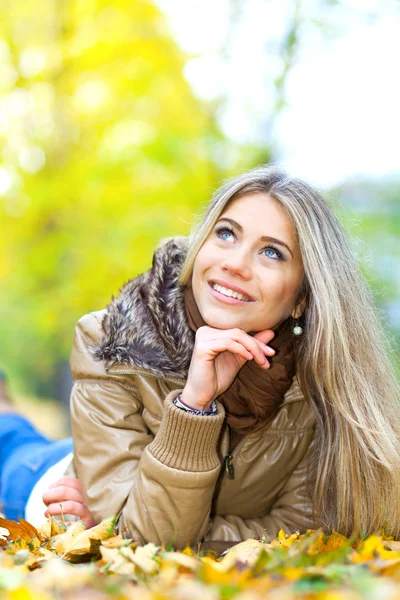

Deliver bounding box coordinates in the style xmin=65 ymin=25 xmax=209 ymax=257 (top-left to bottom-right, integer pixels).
xmin=69 ymin=310 xmax=109 ymax=380
xmin=76 ymin=309 xmax=107 ymax=337
xmin=70 ymin=310 xmax=142 ymax=402
xmin=71 ymin=310 xmax=107 ymax=356
xmin=267 ymin=376 xmax=317 ymax=433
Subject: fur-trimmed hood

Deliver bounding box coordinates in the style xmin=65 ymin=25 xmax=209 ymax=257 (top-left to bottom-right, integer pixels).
xmin=93 ymin=236 xmax=195 ymax=381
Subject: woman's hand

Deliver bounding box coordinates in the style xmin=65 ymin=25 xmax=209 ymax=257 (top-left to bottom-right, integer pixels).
xmin=181 ymin=326 xmax=276 ymax=411
xmin=42 ymin=476 xmax=96 ymax=528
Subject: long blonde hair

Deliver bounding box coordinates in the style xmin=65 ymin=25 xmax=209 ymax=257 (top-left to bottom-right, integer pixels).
xmin=179 ymin=164 xmax=400 ymax=538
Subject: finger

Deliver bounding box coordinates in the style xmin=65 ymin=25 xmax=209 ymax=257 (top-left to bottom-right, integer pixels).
xmin=198 ymin=327 xmax=270 ymax=367
xmin=211 ymin=339 xmax=269 ymax=369
xmin=245 ymin=334 xmax=275 ymax=364
xmin=230 ymin=330 xmax=271 ymax=367
xmin=254 ymin=329 xmax=276 ymax=344
xmin=43 ymin=486 xmax=84 ymax=506
xmin=253 ymin=338 xmax=275 ymax=356
xmin=44 ymin=501 xmax=87 ymax=519
xmin=48 ymin=476 xmax=83 ymax=491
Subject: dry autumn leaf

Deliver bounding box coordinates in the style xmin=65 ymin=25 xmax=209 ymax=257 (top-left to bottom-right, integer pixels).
xmin=0 ymin=518 xmax=41 ymax=555
xmin=3 ymin=516 xmax=400 ymax=598
xmin=49 ymin=519 xmax=87 ymax=554
xmin=52 ymin=515 xmax=116 ymax=558
xmin=37 ymin=517 xmax=66 ymax=542
xmin=222 ymin=538 xmax=268 ymax=566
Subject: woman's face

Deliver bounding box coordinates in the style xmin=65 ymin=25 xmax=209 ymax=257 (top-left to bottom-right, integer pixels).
xmin=191 ymin=192 xmax=305 ymax=333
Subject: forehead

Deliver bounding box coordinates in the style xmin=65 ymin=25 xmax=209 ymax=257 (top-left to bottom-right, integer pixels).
xmin=220 ymin=192 xmax=296 ymax=242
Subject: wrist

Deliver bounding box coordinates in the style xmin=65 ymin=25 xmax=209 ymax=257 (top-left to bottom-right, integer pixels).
xmin=180 ymin=389 xmax=213 ymax=412
xmin=174 ymin=393 xmax=217 ymax=416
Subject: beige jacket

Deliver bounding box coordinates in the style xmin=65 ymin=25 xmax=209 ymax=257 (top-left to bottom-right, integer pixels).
xmin=68 ymin=238 xmax=317 ymax=548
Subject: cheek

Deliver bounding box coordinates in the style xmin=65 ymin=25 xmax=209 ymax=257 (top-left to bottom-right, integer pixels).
xmin=261 ymin=272 xmax=302 ymax=306
xmin=193 ymin=245 xmax=214 ymax=280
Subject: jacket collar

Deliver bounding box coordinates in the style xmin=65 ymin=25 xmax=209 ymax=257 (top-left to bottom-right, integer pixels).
xmin=93 ymin=237 xmax=195 ymax=382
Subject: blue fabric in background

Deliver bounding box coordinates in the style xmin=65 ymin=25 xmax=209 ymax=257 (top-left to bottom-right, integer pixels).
xmin=0 ymin=414 xmax=73 ymax=521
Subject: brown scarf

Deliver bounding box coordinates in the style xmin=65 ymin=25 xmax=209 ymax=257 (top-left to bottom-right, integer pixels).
xmin=184 ymin=282 xmax=297 ymax=449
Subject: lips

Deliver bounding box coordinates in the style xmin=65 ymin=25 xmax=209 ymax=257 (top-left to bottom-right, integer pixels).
xmin=209 ymin=279 xmax=255 ymax=301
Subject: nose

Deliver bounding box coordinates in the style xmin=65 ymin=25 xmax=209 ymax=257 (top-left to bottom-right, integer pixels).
xmin=221 ymin=248 xmax=252 ymax=280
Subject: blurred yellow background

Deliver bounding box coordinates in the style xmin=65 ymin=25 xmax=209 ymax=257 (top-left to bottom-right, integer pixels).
xmin=0 ymin=0 xmax=399 ymax=436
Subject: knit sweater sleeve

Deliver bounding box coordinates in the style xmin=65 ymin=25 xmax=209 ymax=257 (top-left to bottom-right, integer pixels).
xmin=117 ymin=391 xmax=225 ymax=546
xmin=70 ymin=312 xmax=225 ymax=549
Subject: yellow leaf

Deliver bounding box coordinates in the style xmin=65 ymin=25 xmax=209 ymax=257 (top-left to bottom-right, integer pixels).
xmin=101 ymin=534 xmax=128 ymax=549
xmin=8 ymin=587 xmax=46 ymax=600
xmin=352 ymin=535 xmax=400 ymax=563
xmin=0 ymin=518 xmax=40 ymax=547
xmin=276 ymin=566 xmax=304 ymax=581
xmin=36 ymin=520 xmax=51 ymax=542
xmin=1 ymin=518 xmax=41 ymax=556
xmin=307 ymin=531 xmax=350 ymax=556
xmin=277 ymin=529 xmax=286 ymax=542
xmin=99 ymin=546 xmax=137 ymax=578
xmin=161 ymin=551 xmax=198 ymax=571
xmin=50 ymin=519 xmax=87 ymax=554
xmin=181 ymin=545 xmax=195 ymax=556
xmin=57 ymin=515 xmax=116 ymax=557
xmin=200 ymin=558 xmax=236 ymax=587
xmin=120 ymin=543 xmax=159 ymax=575
xmin=221 ymin=539 xmax=267 ymax=566
xmin=199 ymin=556 xmax=250 ymax=587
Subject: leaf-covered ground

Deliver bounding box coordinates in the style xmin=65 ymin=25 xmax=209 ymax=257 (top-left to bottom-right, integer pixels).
xmin=2 ymin=516 xmax=400 ymax=599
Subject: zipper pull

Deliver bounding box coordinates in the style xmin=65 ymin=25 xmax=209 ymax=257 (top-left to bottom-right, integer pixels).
xmin=224 ymin=454 xmax=235 ymax=480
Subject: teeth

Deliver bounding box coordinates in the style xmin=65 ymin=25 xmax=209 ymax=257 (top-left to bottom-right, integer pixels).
xmin=212 ymin=283 xmax=251 ymax=301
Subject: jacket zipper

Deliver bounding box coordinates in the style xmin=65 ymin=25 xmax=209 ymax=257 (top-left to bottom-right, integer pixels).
xmin=218 ymin=428 xmax=248 ymax=486
xmin=224 ymin=454 xmax=235 ymax=480
xmin=225 ymin=426 xmax=250 ymax=480
xmin=212 ymin=429 xmax=248 ymax=509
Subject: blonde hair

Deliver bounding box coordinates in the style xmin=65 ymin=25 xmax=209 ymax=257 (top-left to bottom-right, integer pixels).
xmin=179 ymin=164 xmax=400 ymax=538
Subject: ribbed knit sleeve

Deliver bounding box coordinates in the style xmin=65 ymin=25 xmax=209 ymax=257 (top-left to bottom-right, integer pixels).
xmin=148 ymin=390 xmax=225 ymax=472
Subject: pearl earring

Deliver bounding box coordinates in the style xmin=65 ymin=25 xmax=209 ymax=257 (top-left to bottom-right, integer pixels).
xmin=293 ymin=322 xmax=303 ymax=336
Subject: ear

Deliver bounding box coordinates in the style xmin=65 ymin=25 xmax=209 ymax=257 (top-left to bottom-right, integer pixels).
xmin=291 ymin=297 xmax=306 ymax=320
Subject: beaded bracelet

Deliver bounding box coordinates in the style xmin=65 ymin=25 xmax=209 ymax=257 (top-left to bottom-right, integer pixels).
xmin=173 ymin=393 xmax=217 ymax=416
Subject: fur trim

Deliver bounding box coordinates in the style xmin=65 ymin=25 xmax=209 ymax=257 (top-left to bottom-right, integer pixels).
xmin=92 ymin=236 xmax=195 ymax=380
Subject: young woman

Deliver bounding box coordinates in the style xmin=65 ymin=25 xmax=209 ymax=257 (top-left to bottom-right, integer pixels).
xmin=2 ymin=165 xmax=400 ymax=547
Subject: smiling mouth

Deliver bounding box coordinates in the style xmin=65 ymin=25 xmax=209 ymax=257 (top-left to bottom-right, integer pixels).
xmin=209 ymin=282 xmax=252 ymax=302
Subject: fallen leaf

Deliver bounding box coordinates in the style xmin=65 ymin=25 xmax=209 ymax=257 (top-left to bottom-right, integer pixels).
xmin=0 ymin=518 xmax=41 ymax=555
xmin=120 ymin=543 xmax=160 ymax=575
xmin=101 ymin=534 xmax=130 ymax=549
xmin=161 ymin=550 xmax=199 ymax=570
xmin=56 ymin=515 xmax=116 ymax=558
xmin=50 ymin=519 xmax=87 ymax=554
xmin=222 ymin=538 xmax=267 ymax=566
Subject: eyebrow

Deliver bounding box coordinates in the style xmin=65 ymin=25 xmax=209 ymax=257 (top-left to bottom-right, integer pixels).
xmin=216 ymin=217 xmax=294 ymax=258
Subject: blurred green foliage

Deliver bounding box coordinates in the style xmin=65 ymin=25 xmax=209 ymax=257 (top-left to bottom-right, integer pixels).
xmin=333 ymin=177 xmax=400 ymax=360
xmin=0 ymin=0 xmax=270 ymax=396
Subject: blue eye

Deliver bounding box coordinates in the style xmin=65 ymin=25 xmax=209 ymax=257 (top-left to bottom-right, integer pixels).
xmin=263 ymin=246 xmax=283 ymax=260
xmin=216 ymin=226 xmax=235 ymax=241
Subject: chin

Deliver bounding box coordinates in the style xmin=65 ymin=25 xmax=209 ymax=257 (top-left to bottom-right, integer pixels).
xmin=202 ymin=309 xmax=249 ymax=331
